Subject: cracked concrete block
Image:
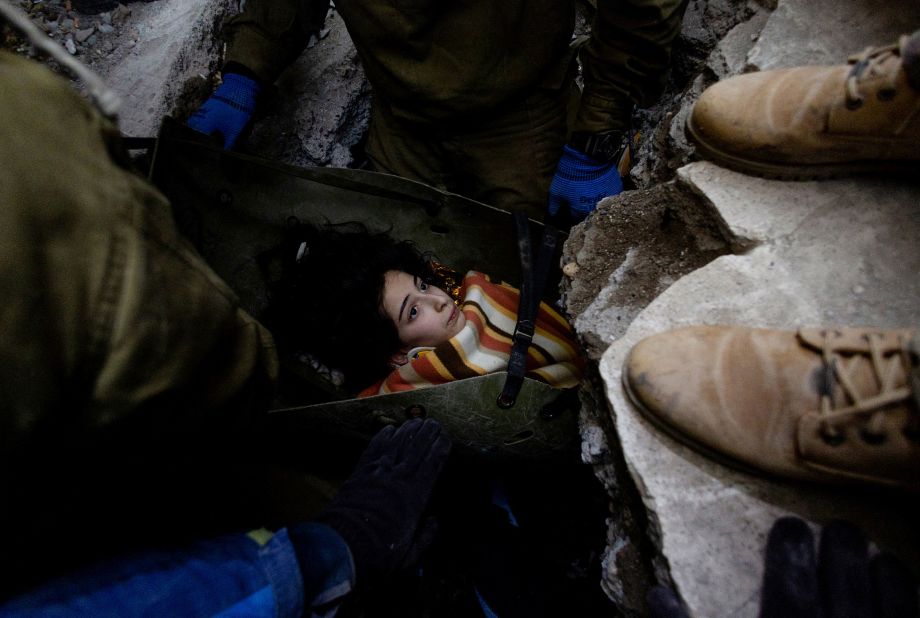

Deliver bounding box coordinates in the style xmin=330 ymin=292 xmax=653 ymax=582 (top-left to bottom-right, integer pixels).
xmin=562 ymin=183 xmax=729 ymax=361
xmin=596 ymin=163 xmax=920 ymax=616
xmin=84 ymin=1 xmax=369 ymax=167
xmin=680 ymin=162 xmax=920 ymax=325
xmin=677 ymin=162 xmax=829 ymax=249
xmin=747 ymin=0 xmax=920 ymax=71
xmin=90 ymin=0 xmax=234 ymax=137
xmin=247 ymin=8 xmax=371 ymax=168
xmin=706 ymin=4 xmax=771 ymax=79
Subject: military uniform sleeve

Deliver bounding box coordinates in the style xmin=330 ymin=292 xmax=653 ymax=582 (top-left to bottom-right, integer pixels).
xmin=573 ymin=0 xmax=689 ymax=135
xmin=224 ymin=0 xmax=332 ymax=85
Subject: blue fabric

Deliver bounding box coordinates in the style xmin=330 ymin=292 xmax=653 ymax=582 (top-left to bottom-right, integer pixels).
xmin=0 ymin=526 xmax=354 ymax=618
xmin=287 ymin=523 xmax=355 ymax=613
xmin=188 ymin=72 xmax=260 ymax=149
xmin=490 ymin=480 xmax=519 ymax=529
xmin=473 ymin=586 xmax=502 ymax=618
xmin=257 ymin=529 xmax=306 ymax=617
xmin=0 ymin=533 xmax=277 ymax=617
xmin=212 ymin=587 xmax=277 ymax=618
xmin=547 ymin=144 xmax=623 ymax=223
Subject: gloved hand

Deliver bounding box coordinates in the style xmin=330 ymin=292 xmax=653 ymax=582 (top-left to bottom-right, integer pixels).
xmin=315 ymin=419 xmax=451 ymax=584
xmin=760 ymin=517 xmax=917 ymax=618
xmin=647 ymin=517 xmax=919 ymax=618
xmin=187 ymin=72 xmax=261 ymax=149
xmin=547 ymin=144 xmax=623 ymax=224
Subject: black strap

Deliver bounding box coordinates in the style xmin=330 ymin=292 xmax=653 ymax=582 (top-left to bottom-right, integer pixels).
xmin=497 ymin=212 xmax=558 ymax=408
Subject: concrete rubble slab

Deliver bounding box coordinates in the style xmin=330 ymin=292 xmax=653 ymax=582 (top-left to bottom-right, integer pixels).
xmin=597 ymin=163 xmax=920 ymax=616
xmin=80 ymin=1 xmax=368 ymax=167
xmin=748 ymin=0 xmax=920 ymax=70
xmin=569 ymin=0 xmax=920 ymax=614
xmin=247 ymin=8 xmax=371 ymax=168
xmin=89 ymin=0 xmax=235 ymax=138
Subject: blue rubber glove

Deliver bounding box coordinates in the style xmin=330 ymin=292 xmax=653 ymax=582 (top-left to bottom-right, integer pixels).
xmin=187 ymin=73 xmax=260 ymax=149
xmin=547 ymin=144 xmax=623 ymax=224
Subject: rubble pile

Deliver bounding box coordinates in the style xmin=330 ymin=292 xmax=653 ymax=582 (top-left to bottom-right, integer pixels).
xmin=4 ymin=0 xmax=132 ymax=61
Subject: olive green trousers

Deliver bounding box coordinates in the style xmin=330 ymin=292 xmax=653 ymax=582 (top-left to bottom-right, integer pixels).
xmin=366 ymin=82 xmax=572 ymax=219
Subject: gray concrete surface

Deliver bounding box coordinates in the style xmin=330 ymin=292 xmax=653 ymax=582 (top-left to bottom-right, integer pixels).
xmin=246 ymin=7 xmax=371 ymax=168
xmin=748 ymin=0 xmax=920 ymax=71
xmin=87 ymin=0 xmax=234 ymax=138
xmin=568 ymin=0 xmax=920 ymax=614
xmin=595 ymin=164 xmax=920 ymax=615
xmin=78 ymin=0 xmax=368 ymax=167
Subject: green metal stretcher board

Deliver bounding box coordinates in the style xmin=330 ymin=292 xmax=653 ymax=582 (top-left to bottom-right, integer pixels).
xmin=148 ymin=118 xmax=580 ymax=460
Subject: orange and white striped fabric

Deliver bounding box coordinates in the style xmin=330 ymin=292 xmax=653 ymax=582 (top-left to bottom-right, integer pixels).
xmin=359 ymin=271 xmax=584 ymax=397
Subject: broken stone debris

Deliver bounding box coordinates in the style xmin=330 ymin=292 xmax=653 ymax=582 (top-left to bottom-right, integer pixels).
xmin=5 ymin=0 xmax=129 ymax=60
xmin=564 ymin=0 xmax=920 ymax=615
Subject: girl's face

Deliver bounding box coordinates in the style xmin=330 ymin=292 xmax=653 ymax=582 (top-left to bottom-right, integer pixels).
xmin=381 ymin=270 xmax=467 ymax=359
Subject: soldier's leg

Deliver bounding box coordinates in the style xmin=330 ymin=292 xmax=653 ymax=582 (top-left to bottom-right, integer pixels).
xmin=444 ymin=85 xmax=569 ymax=219
xmin=364 ymin=98 xmax=453 ymax=193
xmin=365 ymin=86 xmax=568 ymax=219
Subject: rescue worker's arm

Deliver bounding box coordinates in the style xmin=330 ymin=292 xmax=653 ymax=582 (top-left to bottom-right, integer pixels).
xmin=0 ymin=526 xmax=353 ymax=618
xmin=574 ymin=0 xmax=690 ymax=137
xmin=548 ymin=0 xmax=689 ymax=224
xmin=0 ymin=420 xmax=450 ymax=618
xmin=188 ymin=0 xmax=331 ymax=149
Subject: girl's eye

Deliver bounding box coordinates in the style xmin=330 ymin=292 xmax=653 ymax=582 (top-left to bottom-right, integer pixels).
xmin=408 ymin=306 xmax=419 ymax=321
xmin=419 ymin=281 xmax=429 ymax=291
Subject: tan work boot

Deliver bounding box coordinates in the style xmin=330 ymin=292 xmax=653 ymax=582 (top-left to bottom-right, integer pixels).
xmin=623 ymin=326 xmax=920 ymax=490
xmin=686 ymin=31 xmax=920 ymax=178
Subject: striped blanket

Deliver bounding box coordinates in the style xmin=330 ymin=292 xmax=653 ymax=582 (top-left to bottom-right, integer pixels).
xmin=359 ymin=271 xmax=584 ymax=397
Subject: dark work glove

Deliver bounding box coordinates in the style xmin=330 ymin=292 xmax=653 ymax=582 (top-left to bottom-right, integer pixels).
xmin=547 ymin=144 xmax=623 ymax=224
xmin=647 ymin=517 xmax=918 ymax=618
xmin=760 ymin=517 xmax=918 ymax=618
xmin=187 ymin=73 xmax=260 ymax=149
xmin=647 ymin=585 xmax=690 ymax=618
xmin=316 ymin=419 xmax=451 ymax=585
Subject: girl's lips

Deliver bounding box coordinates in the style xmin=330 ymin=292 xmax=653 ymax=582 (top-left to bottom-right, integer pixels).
xmin=447 ymin=306 xmax=457 ymax=326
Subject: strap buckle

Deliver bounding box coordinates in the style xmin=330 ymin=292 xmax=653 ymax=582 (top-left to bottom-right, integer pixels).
xmin=512 ymin=320 xmax=535 ymax=346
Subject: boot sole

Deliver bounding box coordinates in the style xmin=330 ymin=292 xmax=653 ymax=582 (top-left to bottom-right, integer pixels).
xmin=685 ymin=114 xmax=919 ymax=180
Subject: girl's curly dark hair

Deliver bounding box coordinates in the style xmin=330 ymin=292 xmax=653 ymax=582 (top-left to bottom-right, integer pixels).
xmin=262 ymin=221 xmax=434 ymax=390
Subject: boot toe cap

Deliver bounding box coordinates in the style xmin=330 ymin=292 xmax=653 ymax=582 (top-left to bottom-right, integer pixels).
xmin=624 ymin=326 xmax=811 ymax=479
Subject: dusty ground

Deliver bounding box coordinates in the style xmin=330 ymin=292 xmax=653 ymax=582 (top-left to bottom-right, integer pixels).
xmin=3 ymin=0 xmax=129 ymax=58
xmin=562 ymin=183 xmax=729 ymax=360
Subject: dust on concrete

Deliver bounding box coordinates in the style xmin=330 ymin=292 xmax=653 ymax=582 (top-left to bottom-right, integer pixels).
xmin=245 ymin=7 xmax=372 ymax=169
xmin=2 ymin=0 xmax=234 ymax=138
xmin=561 ymin=182 xmax=730 ymax=360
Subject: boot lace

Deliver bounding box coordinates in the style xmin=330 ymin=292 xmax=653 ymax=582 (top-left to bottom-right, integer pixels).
xmin=844 ymin=38 xmax=905 ymax=110
xmin=817 ymin=330 xmax=919 ymax=445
